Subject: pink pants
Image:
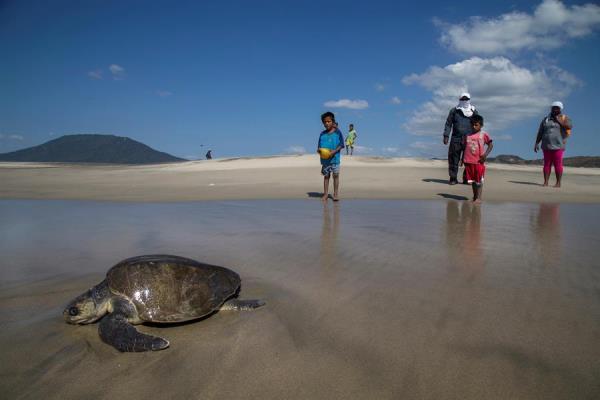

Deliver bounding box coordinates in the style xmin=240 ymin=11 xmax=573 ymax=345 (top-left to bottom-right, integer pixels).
xmin=543 ymin=149 xmax=564 ymax=175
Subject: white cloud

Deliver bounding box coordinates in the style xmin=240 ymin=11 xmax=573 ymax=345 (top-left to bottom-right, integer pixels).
xmin=109 ymin=64 xmax=126 ymax=80
xmin=438 ymin=0 xmax=600 ymax=55
xmin=0 ymin=133 xmax=24 ymax=141
xmin=495 ymin=134 xmax=513 ymax=141
xmin=156 ymin=90 xmax=173 ymax=97
xmin=375 ymin=83 xmax=386 ymax=92
xmin=402 ymin=56 xmax=580 ymax=136
xmin=87 ymin=69 xmax=103 ymax=80
xmin=381 ymin=147 xmax=415 ymax=157
xmin=409 ymin=141 xmax=447 ymax=157
xmin=284 ymin=145 xmax=306 ymax=154
xmin=351 ymin=145 xmax=374 ymax=155
xmin=391 ymin=96 xmax=402 ymax=104
xmin=323 ymin=99 xmax=369 ymax=110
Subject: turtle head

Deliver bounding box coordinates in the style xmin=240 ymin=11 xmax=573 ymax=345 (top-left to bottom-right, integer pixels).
xmin=64 ymin=280 xmax=110 ymax=324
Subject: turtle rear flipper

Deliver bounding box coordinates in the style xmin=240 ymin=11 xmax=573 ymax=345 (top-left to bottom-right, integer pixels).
xmin=220 ymin=299 xmax=266 ymax=311
xmin=99 ymin=314 xmax=169 ymax=352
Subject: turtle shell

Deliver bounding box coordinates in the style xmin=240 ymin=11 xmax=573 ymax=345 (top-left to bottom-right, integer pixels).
xmin=106 ymin=255 xmax=241 ymax=323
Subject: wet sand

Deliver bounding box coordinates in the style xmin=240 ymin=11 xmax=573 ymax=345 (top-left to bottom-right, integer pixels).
xmin=1 ymin=155 xmax=600 ymax=203
xmin=1 ymin=200 xmax=599 ymax=399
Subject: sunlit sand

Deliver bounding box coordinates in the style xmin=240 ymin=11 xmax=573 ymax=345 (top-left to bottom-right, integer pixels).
xmin=1 ymin=155 xmax=599 ymax=203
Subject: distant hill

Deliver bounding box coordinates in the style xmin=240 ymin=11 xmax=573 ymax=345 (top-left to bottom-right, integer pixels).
xmin=488 ymin=154 xmax=600 ymax=168
xmin=0 ymin=134 xmax=187 ymax=164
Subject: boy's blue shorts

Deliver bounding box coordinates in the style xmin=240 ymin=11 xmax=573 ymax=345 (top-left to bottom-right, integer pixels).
xmin=321 ymin=164 xmax=340 ymax=176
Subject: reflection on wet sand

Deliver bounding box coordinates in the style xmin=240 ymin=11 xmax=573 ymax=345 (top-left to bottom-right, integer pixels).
xmin=531 ymin=203 xmax=561 ymax=267
xmin=1 ymin=200 xmax=599 ymax=399
xmin=319 ymin=202 xmax=340 ymax=270
xmin=445 ymin=201 xmax=484 ymax=277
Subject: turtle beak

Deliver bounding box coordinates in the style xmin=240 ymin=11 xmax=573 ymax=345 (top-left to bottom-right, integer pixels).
xmin=63 ymin=295 xmax=96 ymax=324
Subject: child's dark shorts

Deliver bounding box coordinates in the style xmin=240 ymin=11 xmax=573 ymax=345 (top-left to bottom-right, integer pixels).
xmin=321 ymin=164 xmax=340 ymax=176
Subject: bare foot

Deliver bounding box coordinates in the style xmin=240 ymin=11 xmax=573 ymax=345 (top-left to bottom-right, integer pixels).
xmin=543 ymin=183 xmax=549 ymax=187
xmin=473 ymin=199 xmax=482 ymax=204
xmin=333 ymin=196 xmax=340 ymax=202
xmin=554 ymin=183 xmax=561 ymax=188
xmin=321 ymin=194 xmax=329 ymax=201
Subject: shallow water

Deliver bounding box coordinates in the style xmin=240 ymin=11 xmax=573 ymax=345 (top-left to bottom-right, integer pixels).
xmin=0 ymin=199 xmax=599 ymax=399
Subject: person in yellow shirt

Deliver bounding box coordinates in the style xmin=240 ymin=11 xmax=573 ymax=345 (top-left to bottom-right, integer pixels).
xmin=345 ymin=124 xmax=357 ymax=156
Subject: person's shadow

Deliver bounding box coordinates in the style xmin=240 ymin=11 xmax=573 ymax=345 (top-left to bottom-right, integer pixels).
xmin=438 ymin=193 xmax=469 ymax=201
xmin=509 ymin=181 xmax=543 ymax=186
xmin=307 ymin=192 xmax=334 ymax=199
xmin=422 ymin=178 xmax=449 ymax=184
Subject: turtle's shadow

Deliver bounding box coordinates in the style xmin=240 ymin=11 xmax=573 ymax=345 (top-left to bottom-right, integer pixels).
xmin=144 ymin=311 xmax=218 ymax=328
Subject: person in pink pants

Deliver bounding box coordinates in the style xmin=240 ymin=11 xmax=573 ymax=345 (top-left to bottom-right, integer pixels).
xmin=534 ymin=101 xmax=572 ymax=188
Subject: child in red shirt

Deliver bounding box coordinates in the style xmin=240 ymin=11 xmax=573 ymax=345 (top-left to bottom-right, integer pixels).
xmin=460 ymin=115 xmax=493 ymax=203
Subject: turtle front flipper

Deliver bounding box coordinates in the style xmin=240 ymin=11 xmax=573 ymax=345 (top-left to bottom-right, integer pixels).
xmin=219 ymin=299 xmax=266 ymax=311
xmin=99 ymin=314 xmax=169 ymax=352
xmin=99 ymin=297 xmax=168 ymax=352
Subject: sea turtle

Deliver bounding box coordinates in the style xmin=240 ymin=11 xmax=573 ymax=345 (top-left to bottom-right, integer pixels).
xmin=63 ymin=254 xmax=265 ymax=352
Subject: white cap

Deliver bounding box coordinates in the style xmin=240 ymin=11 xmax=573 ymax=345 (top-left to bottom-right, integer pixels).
xmin=551 ymin=101 xmax=563 ymax=110
xmin=459 ymin=92 xmax=471 ymax=100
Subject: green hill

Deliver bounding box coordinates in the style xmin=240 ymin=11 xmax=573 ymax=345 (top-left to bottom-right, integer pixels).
xmin=0 ymin=134 xmax=186 ymax=164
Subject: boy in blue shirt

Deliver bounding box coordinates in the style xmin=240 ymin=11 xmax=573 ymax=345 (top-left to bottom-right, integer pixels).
xmin=317 ymin=111 xmax=345 ymax=201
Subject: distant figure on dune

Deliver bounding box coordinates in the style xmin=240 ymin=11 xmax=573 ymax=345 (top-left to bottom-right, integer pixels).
xmin=345 ymin=124 xmax=357 ymax=156
xmin=205 ymin=150 xmax=212 ymax=160
xmin=443 ymin=92 xmax=479 ymax=185
xmin=534 ymin=101 xmax=572 ymax=188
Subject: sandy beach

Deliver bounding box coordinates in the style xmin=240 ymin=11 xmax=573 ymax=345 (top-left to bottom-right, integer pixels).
xmin=2 ymin=154 xmax=600 ymax=203
xmin=1 ymin=156 xmax=600 ymax=399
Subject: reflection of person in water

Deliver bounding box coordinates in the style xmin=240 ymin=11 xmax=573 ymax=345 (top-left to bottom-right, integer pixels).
xmin=445 ymin=201 xmax=483 ymax=276
xmin=532 ymin=203 xmax=561 ymax=267
xmin=319 ymin=202 xmax=340 ymax=269
xmin=462 ymin=202 xmax=482 ymax=272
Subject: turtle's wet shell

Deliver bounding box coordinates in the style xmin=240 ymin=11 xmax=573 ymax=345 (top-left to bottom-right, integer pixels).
xmin=106 ymin=255 xmax=241 ymax=323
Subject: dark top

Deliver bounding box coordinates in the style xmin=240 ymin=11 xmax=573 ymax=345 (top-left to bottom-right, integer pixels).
xmin=443 ymin=107 xmax=479 ymax=141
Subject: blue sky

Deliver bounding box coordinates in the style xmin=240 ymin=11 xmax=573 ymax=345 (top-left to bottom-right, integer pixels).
xmin=1 ymin=0 xmax=599 ymax=159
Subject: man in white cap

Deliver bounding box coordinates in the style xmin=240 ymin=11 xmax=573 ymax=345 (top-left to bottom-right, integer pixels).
xmin=534 ymin=101 xmax=572 ymax=187
xmin=443 ymin=92 xmax=478 ymax=185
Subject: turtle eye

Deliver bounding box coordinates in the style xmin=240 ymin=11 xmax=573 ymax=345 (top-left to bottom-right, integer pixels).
xmin=68 ymin=307 xmax=79 ymax=316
